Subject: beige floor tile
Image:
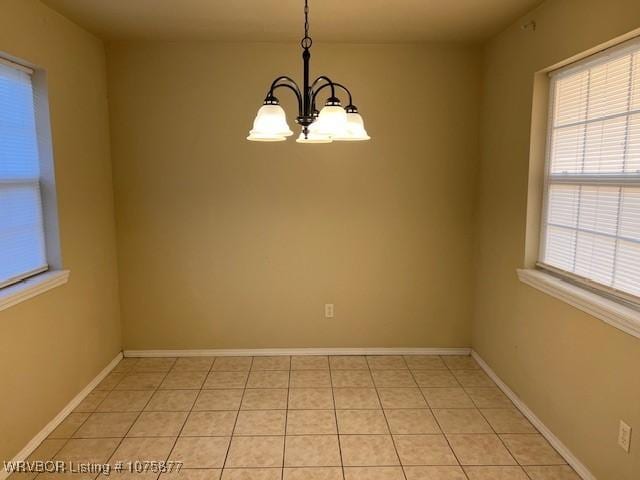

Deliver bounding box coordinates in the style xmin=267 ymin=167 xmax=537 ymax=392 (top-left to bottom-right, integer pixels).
xmin=333 ymin=388 xmax=381 ymax=409
xmin=291 ymin=356 xmax=329 ymax=370
xmin=97 ymin=390 xmax=154 ymax=412
xmin=73 ymin=412 xmax=137 ymax=438
xmin=134 ymin=358 xmax=176 ymax=373
xmin=286 ymin=410 xmax=337 ymax=435
xmin=241 ymin=389 xmax=288 ymax=410
xmin=127 ymin=411 xmax=188 ymax=437
xmin=116 ymin=373 xmax=166 ymax=390
xmin=171 ymin=357 xmax=215 ymax=372
xmin=290 ymin=370 xmax=331 ymax=388
xmin=331 ymin=370 xmax=373 ymax=388
xmin=432 ymin=409 xmax=492 ymax=434
xmin=367 ymin=356 xmax=408 ymax=370
xmin=55 ymin=438 xmax=120 ymax=464
xmin=95 ymin=372 xmax=126 ymax=391
xmin=500 ymin=434 xmax=566 ymax=465
xmin=377 ymin=388 xmax=426 ymax=409
xmin=284 ymin=435 xmax=341 ymax=467
xmin=464 ymin=388 xmax=512 ymax=408
xmin=106 ymin=471 xmax=161 ymax=480
xmin=403 ymin=466 xmax=467 ymax=479
xmin=404 ymin=356 xmax=448 ymax=371
xmin=412 ymin=371 xmax=459 ymax=388
xmin=343 ymin=466 xmax=404 ymax=480
xmin=384 ymin=409 xmax=440 ymax=434
xmin=443 ymin=356 xmax=480 ymax=370
xmin=288 ymin=388 xmax=334 ymax=409
xmin=339 ymin=435 xmax=399 ymax=466
xmin=35 ymin=473 xmax=99 ymax=480
xmin=169 ymin=437 xmax=230 ymax=468
xmin=160 ymin=371 xmax=207 ymax=390
xmin=225 ymin=436 xmax=284 ymax=468
xmin=113 ymin=358 xmax=139 ymax=373
xmin=329 ymin=356 xmax=368 ymax=370
xmin=251 ymin=356 xmax=291 ymax=371
xmin=234 ymin=410 xmax=286 ymax=435
xmin=74 ymin=391 xmax=108 ymax=413
xmin=451 ymin=371 xmax=494 ymax=388
xmin=480 ymin=409 xmax=536 ymax=434
xmin=204 ymin=372 xmax=248 ymax=389
xmin=246 ymin=371 xmax=290 ymax=389
xmin=110 ymin=437 xmax=176 ymax=463
xmin=212 ymin=357 xmax=252 ymax=372
xmin=446 ymin=434 xmax=516 ymax=466
xmin=220 ymin=469 xmax=281 ymax=480
xmin=48 ymin=413 xmax=89 ymax=439
xmin=284 ymin=467 xmax=343 ymax=480
xmin=145 ymin=390 xmax=198 ymax=411
xmin=336 ymin=410 xmax=389 ymax=434
xmin=160 ymin=469 xmax=221 ymax=480
xmin=27 ymin=439 xmax=67 ymax=461
xmin=463 ymin=466 xmax=529 ymax=479
xmin=421 ymin=388 xmax=474 ymax=409
xmin=393 ymin=434 xmax=458 ymax=466
xmin=181 ymin=411 xmax=237 ymax=436
xmin=194 ymin=389 xmax=243 ymax=411
xmin=523 ymin=466 xmax=581 ymax=479
xmin=372 ymin=370 xmax=417 ymax=388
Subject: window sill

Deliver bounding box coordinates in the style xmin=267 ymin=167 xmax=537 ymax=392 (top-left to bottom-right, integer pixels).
xmin=517 ymin=268 xmax=640 ymax=340
xmin=0 ymin=270 xmax=70 ymax=312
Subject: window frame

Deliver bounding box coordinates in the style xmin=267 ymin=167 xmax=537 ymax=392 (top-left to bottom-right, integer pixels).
xmin=537 ymin=35 xmax=640 ymax=308
xmin=0 ymin=54 xmax=66 ymax=310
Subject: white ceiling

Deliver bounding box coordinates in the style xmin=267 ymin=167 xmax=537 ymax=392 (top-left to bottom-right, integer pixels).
xmin=42 ymin=0 xmax=543 ymax=43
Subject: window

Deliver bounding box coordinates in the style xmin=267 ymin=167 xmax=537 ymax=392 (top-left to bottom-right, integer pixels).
xmin=540 ymin=37 xmax=640 ymax=303
xmin=0 ymin=59 xmax=49 ymax=289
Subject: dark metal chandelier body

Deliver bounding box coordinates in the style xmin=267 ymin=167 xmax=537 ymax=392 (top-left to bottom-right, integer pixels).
xmin=247 ymin=0 xmax=370 ymax=143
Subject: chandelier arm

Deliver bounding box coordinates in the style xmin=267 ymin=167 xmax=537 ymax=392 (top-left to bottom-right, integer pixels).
xmin=268 ymin=76 xmax=300 ymax=94
xmin=310 ymin=76 xmax=336 ymax=97
xmin=270 ymin=83 xmax=304 ymax=115
xmin=310 ymin=82 xmax=353 ymax=111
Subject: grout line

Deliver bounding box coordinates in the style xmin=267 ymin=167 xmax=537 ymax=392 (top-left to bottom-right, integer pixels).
xmin=408 ymin=355 xmax=471 ymax=480
xmin=162 ymin=361 xmax=211 ymax=475
xmin=328 ymin=361 xmax=346 ymax=480
xmin=112 ymin=361 xmax=175 ymax=471
xmin=281 ymin=360 xmax=290 ymax=479
xmin=220 ymin=356 xmax=253 ymax=472
xmin=368 ymin=356 xmax=408 ymax=480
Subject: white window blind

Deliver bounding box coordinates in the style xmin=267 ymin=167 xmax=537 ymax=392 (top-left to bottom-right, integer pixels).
xmin=541 ymin=38 xmax=640 ymax=301
xmin=0 ymin=60 xmax=48 ymax=288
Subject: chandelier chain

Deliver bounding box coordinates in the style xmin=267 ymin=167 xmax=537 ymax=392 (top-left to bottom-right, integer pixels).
xmin=301 ymin=0 xmax=312 ymax=49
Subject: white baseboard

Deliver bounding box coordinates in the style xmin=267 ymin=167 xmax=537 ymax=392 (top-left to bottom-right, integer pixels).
xmin=123 ymin=347 xmax=472 ymax=357
xmin=1 ymin=351 xmax=123 ymax=480
xmin=471 ymin=350 xmax=595 ymax=480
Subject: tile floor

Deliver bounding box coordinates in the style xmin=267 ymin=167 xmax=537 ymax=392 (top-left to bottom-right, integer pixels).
xmin=10 ymin=355 xmax=581 ymax=480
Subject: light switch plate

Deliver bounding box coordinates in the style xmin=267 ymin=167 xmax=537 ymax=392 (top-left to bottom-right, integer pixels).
xmin=618 ymin=420 xmax=632 ymax=452
xmin=324 ymin=303 xmax=334 ymax=318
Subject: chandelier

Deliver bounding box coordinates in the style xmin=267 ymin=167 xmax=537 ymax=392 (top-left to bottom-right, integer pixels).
xmin=247 ymin=0 xmax=370 ymax=143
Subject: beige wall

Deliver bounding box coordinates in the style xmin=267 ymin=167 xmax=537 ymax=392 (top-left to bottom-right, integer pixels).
xmin=0 ymin=0 xmax=121 ymax=463
xmin=474 ymin=0 xmax=640 ymax=478
xmin=106 ymin=42 xmax=480 ymax=350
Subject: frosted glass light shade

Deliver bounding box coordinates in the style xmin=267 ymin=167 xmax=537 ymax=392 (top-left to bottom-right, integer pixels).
xmin=315 ymin=105 xmax=347 ymax=136
xmin=333 ymin=112 xmax=370 ymax=141
xmin=246 ymin=132 xmax=286 ymax=142
xmin=247 ymin=104 xmax=293 ymax=141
